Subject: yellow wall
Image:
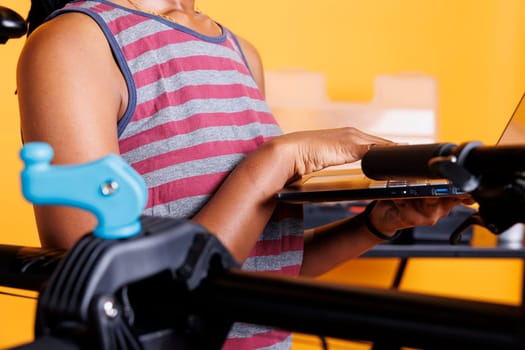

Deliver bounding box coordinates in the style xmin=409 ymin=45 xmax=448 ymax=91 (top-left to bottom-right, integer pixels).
xmin=200 ymin=0 xmax=525 ymax=143
xmin=0 ymin=0 xmax=34 ymax=247
xmin=0 ymin=0 xmax=524 ymax=349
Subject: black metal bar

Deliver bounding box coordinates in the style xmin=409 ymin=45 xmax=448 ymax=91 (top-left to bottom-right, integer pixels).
xmin=391 ymin=257 xmax=408 ymax=289
xmin=4 ymin=243 xmax=525 ymax=292
xmin=364 ymin=244 xmax=525 ymax=258
xmin=186 ymin=269 xmax=525 ymax=350
xmin=369 ymin=256 xmax=408 ymax=350
xmin=0 ymin=244 xmax=64 ymax=291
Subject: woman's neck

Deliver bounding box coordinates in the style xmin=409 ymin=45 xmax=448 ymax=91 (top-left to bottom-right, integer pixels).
xmin=123 ymin=0 xmax=198 ymax=15
xmin=117 ymin=0 xmax=221 ymax=37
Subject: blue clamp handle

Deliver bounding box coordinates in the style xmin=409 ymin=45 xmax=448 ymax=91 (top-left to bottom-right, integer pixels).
xmin=20 ymin=142 xmax=148 ymax=239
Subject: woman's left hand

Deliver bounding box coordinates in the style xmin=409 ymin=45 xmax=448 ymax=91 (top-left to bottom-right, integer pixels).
xmin=368 ymin=197 xmax=468 ymax=237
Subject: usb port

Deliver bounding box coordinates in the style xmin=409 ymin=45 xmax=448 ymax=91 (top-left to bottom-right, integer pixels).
xmin=433 ymin=188 xmax=450 ymax=195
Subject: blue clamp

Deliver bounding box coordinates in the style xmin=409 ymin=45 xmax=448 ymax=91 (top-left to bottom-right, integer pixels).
xmin=20 ymin=142 xmax=148 ymax=239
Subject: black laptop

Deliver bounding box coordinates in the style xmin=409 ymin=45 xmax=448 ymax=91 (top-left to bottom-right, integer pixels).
xmin=277 ymin=93 xmax=525 ymax=204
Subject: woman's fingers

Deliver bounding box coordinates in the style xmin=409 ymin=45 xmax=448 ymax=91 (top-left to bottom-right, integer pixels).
xmin=373 ymin=197 xmax=461 ymax=233
xmin=283 ymin=127 xmax=395 ymax=174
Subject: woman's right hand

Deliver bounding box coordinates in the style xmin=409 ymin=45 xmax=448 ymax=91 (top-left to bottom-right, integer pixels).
xmin=274 ymin=127 xmax=394 ymax=178
xmin=193 ymin=126 xmax=391 ymax=261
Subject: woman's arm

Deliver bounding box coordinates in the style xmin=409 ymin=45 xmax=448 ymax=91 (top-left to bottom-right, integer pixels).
xmin=300 ymin=197 xmax=461 ymax=277
xmin=17 ymin=13 xmax=126 ymax=248
xmin=235 ymin=36 xmax=463 ymax=272
xmin=193 ymin=128 xmax=390 ymax=263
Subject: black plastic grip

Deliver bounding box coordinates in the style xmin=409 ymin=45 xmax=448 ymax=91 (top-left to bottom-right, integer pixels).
xmin=361 ymin=143 xmax=457 ymax=180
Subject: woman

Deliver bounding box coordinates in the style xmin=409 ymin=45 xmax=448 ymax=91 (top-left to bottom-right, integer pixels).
xmin=17 ymin=1 xmax=460 ymax=348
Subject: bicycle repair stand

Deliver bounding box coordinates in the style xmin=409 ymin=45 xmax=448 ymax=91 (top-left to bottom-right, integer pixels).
xmin=7 ymin=141 xmax=525 ymax=350
xmin=4 ymin=12 xmax=525 ymax=349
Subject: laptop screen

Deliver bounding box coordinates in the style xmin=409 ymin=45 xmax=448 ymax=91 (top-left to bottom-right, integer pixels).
xmin=497 ymin=94 xmax=525 ymax=145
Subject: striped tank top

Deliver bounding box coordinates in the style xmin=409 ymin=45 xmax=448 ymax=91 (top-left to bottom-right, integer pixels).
xmin=52 ymin=1 xmax=304 ymax=349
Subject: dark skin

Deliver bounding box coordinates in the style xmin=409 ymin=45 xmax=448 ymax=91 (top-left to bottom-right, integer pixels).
xmin=17 ymin=0 xmax=461 ymax=277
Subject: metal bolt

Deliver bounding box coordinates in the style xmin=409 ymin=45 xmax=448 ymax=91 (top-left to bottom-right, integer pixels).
xmin=103 ymin=298 xmax=119 ymax=319
xmin=101 ymin=181 xmax=119 ymax=196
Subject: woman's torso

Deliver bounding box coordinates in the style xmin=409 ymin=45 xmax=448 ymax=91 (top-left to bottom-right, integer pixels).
xmin=51 ymin=1 xmax=304 ymax=348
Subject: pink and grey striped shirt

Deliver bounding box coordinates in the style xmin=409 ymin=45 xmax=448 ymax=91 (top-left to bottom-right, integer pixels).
xmin=53 ymin=1 xmax=304 ymax=348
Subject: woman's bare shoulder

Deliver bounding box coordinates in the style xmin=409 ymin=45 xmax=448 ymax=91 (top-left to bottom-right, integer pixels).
xmin=21 ymin=11 xmax=109 ymax=65
xmin=17 ymin=10 xmax=123 ymax=157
